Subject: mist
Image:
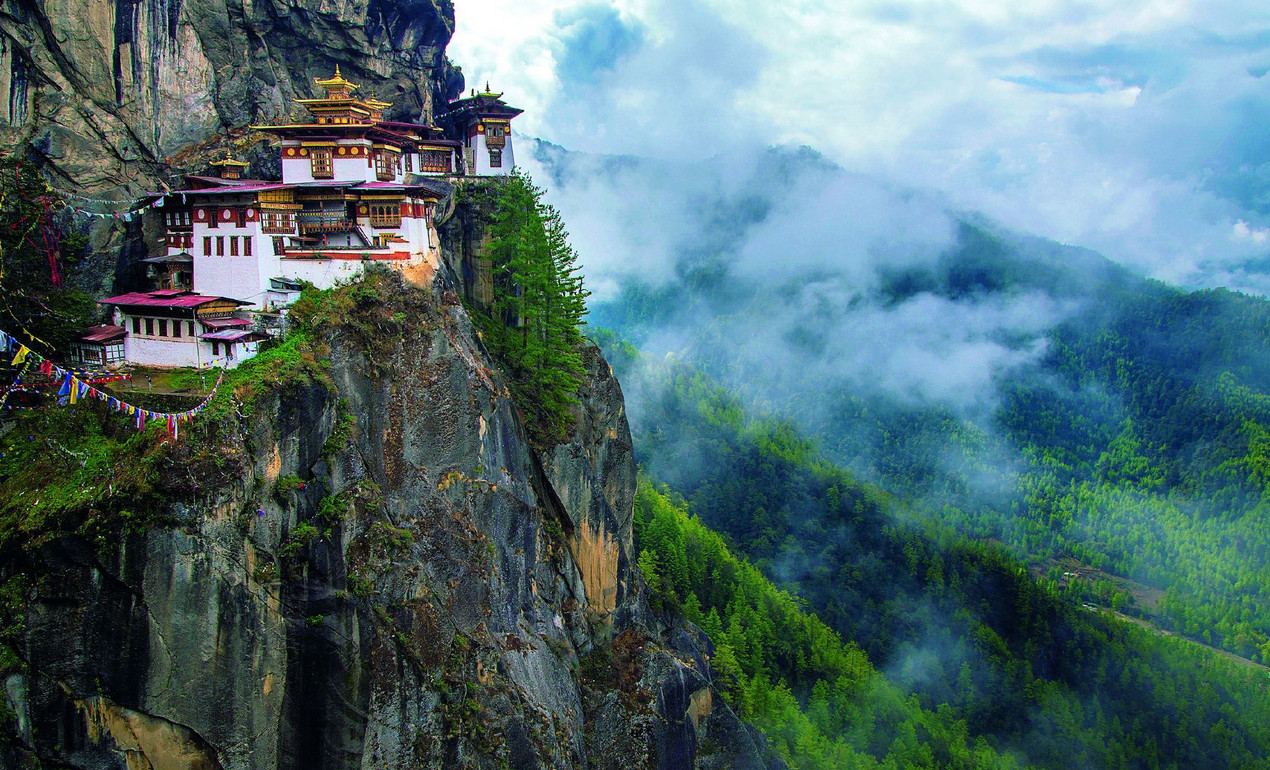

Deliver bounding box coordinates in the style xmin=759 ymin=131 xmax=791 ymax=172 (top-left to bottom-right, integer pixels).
xmin=522 ymin=139 xmax=1093 ymax=504
xmin=452 ymin=0 xmax=1270 ymax=298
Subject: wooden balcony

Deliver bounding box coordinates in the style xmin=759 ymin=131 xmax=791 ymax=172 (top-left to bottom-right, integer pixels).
xmin=297 ymin=212 xmax=353 ymax=233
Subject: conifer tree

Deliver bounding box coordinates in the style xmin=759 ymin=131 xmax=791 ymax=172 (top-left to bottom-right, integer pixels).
xmin=479 ymin=170 xmax=591 ymax=445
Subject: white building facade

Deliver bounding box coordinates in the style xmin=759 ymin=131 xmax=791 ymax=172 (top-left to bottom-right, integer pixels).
xmin=101 ymin=69 xmax=523 ymax=369
xmin=101 ymin=291 xmax=263 ymax=369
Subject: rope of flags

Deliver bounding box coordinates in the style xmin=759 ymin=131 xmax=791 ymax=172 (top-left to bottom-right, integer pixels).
xmin=45 ymin=185 xmax=155 ymax=211
xmin=4 ymin=373 xmax=130 ymax=395
xmin=61 ymin=205 xmax=145 ymax=221
xmin=1 ymin=329 xmax=224 ymax=439
xmin=0 ymin=357 xmax=31 ymax=411
xmin=41 ymin=183 xmax=161 ymax=222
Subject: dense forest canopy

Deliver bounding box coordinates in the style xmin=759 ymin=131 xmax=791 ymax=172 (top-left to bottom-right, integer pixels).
xmin=607 ymin=334 xmax=1270 ymax=769
xmin=551 ymin=145 xmax=1270 ymax=767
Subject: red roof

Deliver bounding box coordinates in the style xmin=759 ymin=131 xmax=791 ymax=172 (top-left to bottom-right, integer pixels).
xmin=181 ymin=175 xmax=271 ymax=188
xmin=80 ymin=325 xmax=127 ymax=343
xmin=199 ymin=330 xmax=266 ymax=342
xmin=201 ymin=317 xmax=252 ymax=329
xmin=167 ymin=182 xmax=293 ymax=195
xmin=102 ymin=291 xmax=246 ymax=308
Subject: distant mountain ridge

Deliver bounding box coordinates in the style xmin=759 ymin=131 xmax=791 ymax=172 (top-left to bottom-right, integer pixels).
xmin=532 ymin=139 xmax=1270 ymax=666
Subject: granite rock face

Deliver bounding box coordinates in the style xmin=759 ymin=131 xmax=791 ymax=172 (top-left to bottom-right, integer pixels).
xmin=0 ymin=0 xmax=461 ymax=195
xmin=3 ymin=270 xmax=777 ymax=769
xmin=0 ymin=0 xmax=463 ymax=295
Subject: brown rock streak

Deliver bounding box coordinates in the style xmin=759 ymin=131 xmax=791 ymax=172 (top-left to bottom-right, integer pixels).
xmin=569 ymin=518 xmax=620 ymax=618
xmin=79 ymin=696 xmax=221 ymax=770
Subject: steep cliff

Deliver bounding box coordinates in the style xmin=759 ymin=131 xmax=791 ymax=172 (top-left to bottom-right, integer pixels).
xmin=0 ymin=0 xmax=462 ymax=195
xmin=0 ymin=267 xmax=776 ymax=769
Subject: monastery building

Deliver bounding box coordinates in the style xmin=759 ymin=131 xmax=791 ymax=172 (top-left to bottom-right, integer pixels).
xmin=98 ymin=68 xmax=521 ymax=369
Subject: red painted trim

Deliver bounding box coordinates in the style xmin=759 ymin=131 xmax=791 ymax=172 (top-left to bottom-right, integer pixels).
xmin=283 ymin=250 xmax=413 ymax=261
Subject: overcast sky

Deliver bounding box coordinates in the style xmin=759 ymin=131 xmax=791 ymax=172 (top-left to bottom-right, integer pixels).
xmin=449 ymin=0 xmax=1270 ymax=294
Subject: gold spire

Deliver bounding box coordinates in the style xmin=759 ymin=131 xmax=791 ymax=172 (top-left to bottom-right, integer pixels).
xmin=209 ymin=150 xmax=249 ymax=168
xmin=364 ymin=89 xmax=392 ymax=110
xmin=314 ymin=65 xmax=359 ymax=95
xmin=209 ymin=150 xmax=250 ymax=179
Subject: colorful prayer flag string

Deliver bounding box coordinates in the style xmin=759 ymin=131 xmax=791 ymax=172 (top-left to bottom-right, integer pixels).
xmin=43 ymin=185 xmax=154 ymax=211
xmin=0 ymin=327 xmax=224 ymax=437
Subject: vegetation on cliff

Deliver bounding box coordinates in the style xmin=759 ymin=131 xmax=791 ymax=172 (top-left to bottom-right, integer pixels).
xmin=0 ymin=153 xmax=94 ymax=354
xmin=463 ymin=172 xmax=591 ymax=445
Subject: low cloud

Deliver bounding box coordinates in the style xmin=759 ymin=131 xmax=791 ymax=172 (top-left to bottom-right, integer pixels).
xmin=451 ymin=0 xmax=1270 ymax=295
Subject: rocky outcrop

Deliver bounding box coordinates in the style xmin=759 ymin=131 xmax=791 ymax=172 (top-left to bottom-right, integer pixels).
xmin=1 ymin=269 xmax=776 ymax=769
xmin=542 ymin=344 xmax=637 ymax=628
xmin=0 ymin=0 xmax=462 ymax=195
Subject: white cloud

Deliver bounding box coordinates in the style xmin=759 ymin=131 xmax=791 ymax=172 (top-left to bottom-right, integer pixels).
xmin=1233 ymin=219 xmax=1270 ymax=244
xmin=449 ymin=0 xmax=1270 ymax=292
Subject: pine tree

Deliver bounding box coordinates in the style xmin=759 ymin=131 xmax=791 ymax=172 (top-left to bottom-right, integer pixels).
xmin=479 ymin=170 xmax=591 ymax=445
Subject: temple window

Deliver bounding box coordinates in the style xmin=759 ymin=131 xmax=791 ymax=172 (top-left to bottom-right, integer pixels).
xmin=368 ymin=203 xmax=401 ymax=228
xmin=262 ymin=211 xmax=295 ymax=233
xmin=484 ymin=125 xmax=507 ymax=148
xmin=132 ymin=318 xmax=141 ymax=334
xmin=244 ymin=237 xmax=253 ymax=256
xmin=145 ymin=319 xmax=154 ymax=336
xmin=489 ymin=149 xmax=502 ymax=168
xmin=374 ymin=151 xmax=397 ymax=181
xmin=216 ymin=236 xmax=225 ymax=256
xmin=420 ymin=150 xmax=450 ymax=173
xmin=311 ymin=149 xmax=333 ymax=178
xmin=230 ymin=237 xmax=239 ymax=257
xmin=203 ymin=236 xmax=212 ymax=256
xmin=158 ymin=319 xmax=168 ymax=337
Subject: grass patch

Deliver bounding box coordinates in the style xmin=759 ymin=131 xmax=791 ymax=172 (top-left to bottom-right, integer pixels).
xmin=0 ymin=405 xmax=171 ymax=553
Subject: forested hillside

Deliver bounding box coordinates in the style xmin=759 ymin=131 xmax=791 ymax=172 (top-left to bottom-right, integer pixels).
xmin=555 ymin=140 xmax=1270 ymax=667
xmin=604 ymin=334 xmax=1270 ymax=769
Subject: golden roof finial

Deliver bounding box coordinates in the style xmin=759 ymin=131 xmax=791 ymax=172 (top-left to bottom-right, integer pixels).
xmin=315 ymin=65 xmax=359 ymax=93
xmin=209 ymin=149 xmax=249 ymax=168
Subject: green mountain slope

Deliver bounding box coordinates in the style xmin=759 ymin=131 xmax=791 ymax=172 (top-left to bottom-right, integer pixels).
xmin=612 ymin=342 xmax=1270 ymax=768
xmin=568 ymin=145 xmax=1270 ymax=664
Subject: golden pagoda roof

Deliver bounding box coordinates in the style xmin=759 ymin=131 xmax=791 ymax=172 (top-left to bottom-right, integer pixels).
xmin=209 ymin=151 xmax=250 ymax=168
xmin=476 ymin=82 xmax=504 ymax=99
xmin=314 ymin=65 xmax=359 ymax=92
